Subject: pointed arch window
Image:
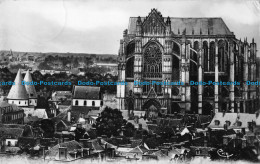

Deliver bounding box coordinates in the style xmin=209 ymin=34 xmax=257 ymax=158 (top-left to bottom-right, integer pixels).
xmin=203 ymin=41 xmax=209 ymax=72
xmin=126 ymin=57 xmax=134 ymax=78
xmin=218 ymin=40 xmax=225 ymax=72
xmin=143 ymin=42 xmax=162 ymax=94
xmin=75 ymin=100 xmax=79 ymax=106
xmin=209 ymin=41 xmax=215 ymax=72
xmin=143 ymin=42 xmax=162 ymax=79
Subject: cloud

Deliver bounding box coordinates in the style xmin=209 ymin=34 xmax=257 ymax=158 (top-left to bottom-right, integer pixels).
xmin=0 ymin=0 xmax=259 ymax=54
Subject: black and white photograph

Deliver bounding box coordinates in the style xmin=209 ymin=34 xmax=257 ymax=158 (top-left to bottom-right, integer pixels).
xmin=0 ymin=0 xmax=260 ymax=163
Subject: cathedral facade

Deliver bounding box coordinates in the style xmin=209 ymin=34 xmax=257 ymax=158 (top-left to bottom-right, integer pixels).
xmin=117 ymin=9 xmax=258 ymax=115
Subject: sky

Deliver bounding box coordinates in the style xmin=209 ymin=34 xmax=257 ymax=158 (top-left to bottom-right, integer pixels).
xmin=0 ymin=0 xmax=259 ymax=54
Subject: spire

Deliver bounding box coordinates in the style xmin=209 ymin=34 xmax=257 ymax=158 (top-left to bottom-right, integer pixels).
xmin=252 ymin=38 xmax=254 ymax=43
xmin=137 ymin=16 xmax=142 ymax=25
xmin=166 ymin=16 xmax=171 ymax=25
xmin=24 ymin=70 xmax=37 ymax=99
xmin=182 ymin=28 xmax=186 ymax=35
xmin=7 ymin=69 xmax=29 ymax=100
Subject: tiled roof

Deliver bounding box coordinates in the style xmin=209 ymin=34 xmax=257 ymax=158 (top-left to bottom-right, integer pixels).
xmin=55 ymin=91 xmax=72 ymax=97
xmin=0 ymin=101 xmax=10 ymax=108
xmin=23 ymin=108 xmax=48 ymax=119
xmin=73 ymin=86 xmax=100 ymax=99
xmin=128 ymin=118 xmax=148 ymax=131
xmin=86 ymin=139 xmax=105 ymax=152
xmin=0 ymin=127 xmax=24 ymax=139
xmin=157 ymin=118 xmax=183 ymax=127
xmin=129 ymin=145 xmax=149 ymax=154
xmin=0 ymin=124 xmax=24 ymax=128
xmin=130 ymin=139 xmax=142 ymax=148
xmin=10 ymin=104 xmax=23 ymax=111
xmin=88 ymin=109 xmax=103 ymax=116
xmin=100 ymin=139 xmax=117 ymax=149
xmin=24 ymin=116 xmax=39 ymax=124
xmin=128 ymin=17 xmax=233 ymax=36
xmin=71 ymin=106 xmax=100 ymax=122
xmin=7 ymin=69 xmax=29 ymax=100
xmin=46 ymin=140 xmax=82 ymax=158
xmin=189 ymin=146 xmax=216 ymax=156
xmin=23 ymin=70 xmax=37 ymax=98
xmin=54 ymin=105 xmax=71 ymax=121
xmin=208 ymin=112 xmax=260 ymax=129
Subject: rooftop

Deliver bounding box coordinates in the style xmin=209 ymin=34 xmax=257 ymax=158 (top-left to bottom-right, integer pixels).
xmin=73 ymin=86 xmax=101 ymax=99
xmin=128 ymin=9 xmax=233 ymax=36
xmin=7 ymin=69 xmax=29 ymax=100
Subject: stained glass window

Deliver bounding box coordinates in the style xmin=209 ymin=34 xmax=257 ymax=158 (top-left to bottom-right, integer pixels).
xmin=143 ymin=43 xmax=162 ymax=79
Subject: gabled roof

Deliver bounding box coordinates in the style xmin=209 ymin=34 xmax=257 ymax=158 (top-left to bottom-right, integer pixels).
xmin=86 ymin=139 xmax=105 ymax=152
xmin=129 ymin=17 xmax=233 ymax=36
xmin=128 ymin=9 xmax=233 ymax=36
xmin=10 ymin=104 xmax=23 ymax=111
xmin=0 ymin=127 xmax=24 ymax=139
xmin=100 ymin=139 xmax=117 ymax=149
xmin=0 ymin=101 xmax=10 ymax=108
xmin=73 ymin=86 xmax=100 ymax=99
xmin=7 ymin=69 xmax=29 ymax=100
xmin=55 ymin=91 xmax=72 ymax=97
xmin=46 ymin=140 xmax=82 ymax=158
xmin=128 ymin=118 xmax=148 ymax=131
xmin=208 ymin=112 xmax=260 ymax=129
xmin=23 ymin=70 xmax=37 ymax=98
xmin=23 ymin=108 xmax=48 ymax=119
xmin=24 ymin=116 xmax=39 ymax=124
xmin=129 ymin=145 xmax=149 ymax=154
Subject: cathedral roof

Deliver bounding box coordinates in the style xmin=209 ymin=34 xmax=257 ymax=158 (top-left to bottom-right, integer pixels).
xmin=24 ymin=70 xmax=37 ymax=99
xmin=72 ymin=86 xmax=101 ymax=99
xmin=7 ymin=69 xmax=29 ymax=100
xmin=128 ymin=17 xmax=233 ymax=36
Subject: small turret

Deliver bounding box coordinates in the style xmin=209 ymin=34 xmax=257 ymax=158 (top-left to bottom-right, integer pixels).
xmin=24 ymin=70 xmax=37 ymax=106
xmin=165 ymin=16 xmax=171 ymax=36
xmin=136 ymin=16 xmax=142 ymax=36
xmin=7 ymin=69 xmax=29 ymax=106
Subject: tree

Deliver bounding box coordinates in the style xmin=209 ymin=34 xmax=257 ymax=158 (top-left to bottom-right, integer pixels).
xmin=124 ymin=122 xmax=135 ymax=137
xmin=38 ymin=61 xmax=52 ymax=70
xmin=72 ymin=58 xmax=79 ymax=68
xmin=93 ymin=107 xmax=124 ymax=137
xmin=74 ymin=126 xmax=86 ymax=141
xmin=40 ymin=119 xmax=55 ymax=138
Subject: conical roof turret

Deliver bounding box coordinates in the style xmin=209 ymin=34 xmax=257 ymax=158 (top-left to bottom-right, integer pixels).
xmin=24 ymin=70 xmax=37 ymax=99
xmin=7 ymin=69 xmax=29 ymax=100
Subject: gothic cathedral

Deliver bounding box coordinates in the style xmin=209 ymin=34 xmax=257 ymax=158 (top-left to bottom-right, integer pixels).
xmin=117 ymin=9 xmax=258 ymax=116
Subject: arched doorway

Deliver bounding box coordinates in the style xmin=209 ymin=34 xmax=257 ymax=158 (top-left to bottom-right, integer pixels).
xmin=143 ymin=99 xmax=161 ymax=118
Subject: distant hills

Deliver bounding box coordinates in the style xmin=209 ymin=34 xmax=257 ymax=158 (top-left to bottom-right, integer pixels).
xmin=0 ymin=50 xmax=118 ymax=58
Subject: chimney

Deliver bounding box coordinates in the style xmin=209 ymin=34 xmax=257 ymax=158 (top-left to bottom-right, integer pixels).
xmin=224 ymin=123 xmax=228 ymax=131
xmin=242 ymin=128 xmax=246 ymax=135
xmin=138 ymin=123 xmax=142 ymax=130
xmin=77 ymin=123 xmax=82 ymax=129
xmin=54 ymin=122 xmax=57 ymax=133
xmin=67 ymin=110 xmax=71 ymax=122
xmin=97 ymin=137 xmax=102 ymax=144
xmin=79 ymin=139 xmax=89 ymax=148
